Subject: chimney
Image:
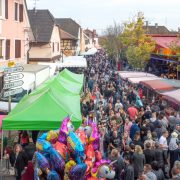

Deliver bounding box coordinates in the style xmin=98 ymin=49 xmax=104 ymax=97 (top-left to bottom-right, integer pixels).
xmin=145 ymin=21 xmax=148 ymax=27
xmin=155 ymin=23 xmax=158 ymax=28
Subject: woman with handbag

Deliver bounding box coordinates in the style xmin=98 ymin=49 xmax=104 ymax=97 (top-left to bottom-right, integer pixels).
xmin=9 ymin=144 xmax=28 ymax=180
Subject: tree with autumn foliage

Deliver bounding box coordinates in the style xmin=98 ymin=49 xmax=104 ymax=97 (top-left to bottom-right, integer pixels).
xmin=120 ymin=13 xmax=155 ymax=70
xmin=100 ymin=22 xmax=123 ymax=61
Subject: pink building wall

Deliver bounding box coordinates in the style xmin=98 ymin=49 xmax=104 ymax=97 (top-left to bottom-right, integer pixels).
xmin=0 ymin=0 xmax=31 ymax=72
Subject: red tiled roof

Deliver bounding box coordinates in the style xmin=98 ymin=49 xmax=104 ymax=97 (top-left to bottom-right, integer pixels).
xmin=152 ymin=36 xmax=180 ymax=49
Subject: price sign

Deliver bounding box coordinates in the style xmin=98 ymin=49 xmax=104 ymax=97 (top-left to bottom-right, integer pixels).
xmin=3 ymin=80 xmax=24 ymax=90
xmin=4 ymin=66 xmax=24 ymax=74
xmin=4 ymin=73 xmax=24 ymax=82
xmin=3 ymin=88 xmax=24 ymax=98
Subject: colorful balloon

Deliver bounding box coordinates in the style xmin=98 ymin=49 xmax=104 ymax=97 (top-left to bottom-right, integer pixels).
xmin=53 ymin=141 xmax=69 ymax=162
xmin=47 ymin=170 xmax=61 ymax=180
xmin=58 ymin=116 xmax=74 ymax=145
xmin=49 ymin=148 xmax=65 ymax=173
xmin=36 ymin=152 xmax=50 ymax=172
xmin=69 ymin=163 xmax=87 ymax=180
xmin=46 ymin=130 xmax=58 ymax=144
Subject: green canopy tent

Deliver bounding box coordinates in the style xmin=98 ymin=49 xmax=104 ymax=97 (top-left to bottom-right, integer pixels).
xmin=59 ymin=68 xmax=84 ymax=84
xmin=2 ymin=69 xmax=84 ymax=130
xmin=56 ymin=75 xmax=83 ymax=95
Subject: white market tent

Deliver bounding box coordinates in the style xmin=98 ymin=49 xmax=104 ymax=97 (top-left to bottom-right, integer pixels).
xmin=38 ymin=62 xmax=56 ymax=77
xmin=118 ymin=71 xmax=156 ymax=80
xmin=81 ymin=47 xmax=98 ymax=56
xmin=56 ymin=56 xmax=87 ymax=68
xmin=161 ymin=89 xmax=180 ymax=106
xmin=128 ymin=76 xmax=161 ymax=84
xmin=22 ymin=72 xmax=35 ymax=91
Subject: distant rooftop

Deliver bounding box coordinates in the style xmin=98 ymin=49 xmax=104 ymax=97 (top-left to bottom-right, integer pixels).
xmin=55 ymin=18 xmax=80 ymax=39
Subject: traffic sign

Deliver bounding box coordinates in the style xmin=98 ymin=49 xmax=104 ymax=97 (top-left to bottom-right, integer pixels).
xmin=4 ymin=73 xmax=24 ymax=82
xmin=4 ymin=66 xmax=24 ymax=74
xmin=3 ymin=88 xmax=24 ymax=97
xmin=3 ymin=80 xmax=24 ymax=90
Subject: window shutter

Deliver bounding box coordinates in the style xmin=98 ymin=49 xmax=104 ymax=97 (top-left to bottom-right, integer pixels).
xmin=15 ymin=40 xmax=21 ymax=58
xmin=15 ymin=3 xmax=18 ymax=21
xmin=5 ymin=39 xmax=10 ymax=60
xmin=19 ymin=4 xmax=23 ymax=22
xmin=5 ymin=0 xmax=8 ymax=19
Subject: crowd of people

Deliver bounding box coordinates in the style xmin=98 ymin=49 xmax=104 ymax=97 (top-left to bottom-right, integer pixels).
xmin=1 ymin=49 xmax=180 ymax=180
xmin=82 ymin=49 xmax=180 ymax=180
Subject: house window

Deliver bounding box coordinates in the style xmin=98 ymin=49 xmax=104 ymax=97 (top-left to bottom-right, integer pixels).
xmin=0 ymin=0 xmax=7 ymax=19
xmin=5 ymin=39 xmax=10 ymax=60
xmin=0 ymin=0 xmax=2 ymax=17
xmin=14 ymin=2 xmax=18 ymax=21
xmin=5 ymin=0 xmax=8 ymax=19
xmin=0 ymin=39 xmax=3 ymax=59
xmin=15 ymin=40 xmax=21 ymax=58
xmin=19 ymin=4 xmax=23 ymax=22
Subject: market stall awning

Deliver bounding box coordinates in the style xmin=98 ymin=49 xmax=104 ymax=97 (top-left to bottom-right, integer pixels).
xmin=161 ymin=79 xmax=180 ymax=89
xmin=128 ymin=76 xmax=161 ymax=84
xmin=118 ymin=71 xmax=156 ymax=80
xmin=152 ymin=36 xmax=180 ymax=49
xmin=59 ymin=68 xmax=84 ymax=84
xmin=2 ymin=69 xmax=83 ymax=130
xmin=161 ymin=89 xmax=180 ymax=106
xmin=140 ymin=79 xmax=175 ymax=92
xmin=56 ymin=56 xmax=87 ymax=68
xmin=81 ymin=47 xmax=98 ymax=56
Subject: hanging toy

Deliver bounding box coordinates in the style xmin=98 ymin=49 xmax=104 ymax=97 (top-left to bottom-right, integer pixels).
xmin=36 ymin=139 xmax=52 ymax=153
xmin=53 ymin=141 xmax=69 ymax=162
xmin=36 ymin=152 xmax=50 ymax=173
xmin=67 ymin=131 xmax=84 ymax=164
xmin=58 ymin=116 xmax=75 ymax=145
xmin=49 ymin=148 xmax=65 ymax=173
xmin=46 ymin=130 xmax=58 ymax=144
xmin=47 ymin=170 xmax=61 ymax=180
xmin=91 ymin=160 xmax=115 ymax=179
xmin=69 ymin=163 xmax=87 ymax=180
xmin=84 ymin=120 xmax=100 ymax=151
xmin=64 ymin=160 xmax=76 ymax=180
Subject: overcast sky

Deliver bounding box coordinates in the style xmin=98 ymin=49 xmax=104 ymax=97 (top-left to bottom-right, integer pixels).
xmin=27 ymin=0 xmax=180 ymax=34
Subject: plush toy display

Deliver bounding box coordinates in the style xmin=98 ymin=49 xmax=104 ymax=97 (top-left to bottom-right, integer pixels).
xmin=34 ymin=116 xmax=115 ymax=180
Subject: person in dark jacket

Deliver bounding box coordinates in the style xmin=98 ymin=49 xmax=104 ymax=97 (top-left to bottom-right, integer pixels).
xmin=132 ymin=145 xmax=146 ymax=179
xmin=9 ymin=144 xmax=28 ymax=180
xmin=109 ymin=149 xmax=125 ymax=180
xmin=154 ymin=143 xmax=166 ymax=174
xmin=151 ymin=161 xmax=165 ymax=180
xmin=130 ymin=119 xmax=140 ymax=140
xmin=24 ymin=138 xmax=36 ymax=161
xmin=143 ymin=142 xmax=155 ymax=164
xmin=32 ymin=130 xmax=39 ymax=144
xmin=124 ymin=155 xmax=134 ymax=180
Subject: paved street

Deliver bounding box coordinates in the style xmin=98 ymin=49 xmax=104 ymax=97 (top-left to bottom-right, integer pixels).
xmin=0 ymin=160 xmax=15 ymax=180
